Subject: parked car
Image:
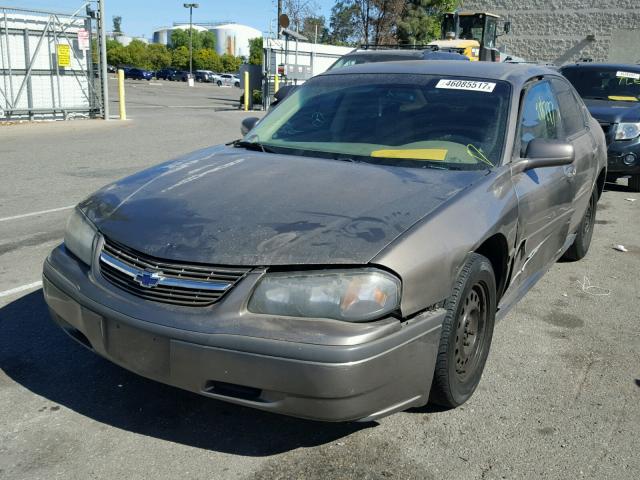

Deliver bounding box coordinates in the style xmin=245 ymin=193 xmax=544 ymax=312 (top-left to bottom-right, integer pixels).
xmin=125 ymin=68 xmax=153 ymax=81
xmin=328 ymin=48 xmax=468 ymax=71
xmin=171 ymin=70 xmax=189 ymax=82
xmin=195 ymin=70 xmax=216 ymax=83
xmin=156 ymin=68 xmax=178 ymax=81
xmin=217 ymin=73 xmax=240 ymax=87
xmin=560 ymin=63 xmax=640 ymax=191
xmin=270 ymin=48 xmax=469 ymax=106
xmin=44 ymin=62 xmax=606 ymax=422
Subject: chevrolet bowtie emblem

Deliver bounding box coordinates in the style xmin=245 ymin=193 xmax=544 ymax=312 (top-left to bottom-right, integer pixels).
xmin=134 ymin=270 xmax=163 ymax=288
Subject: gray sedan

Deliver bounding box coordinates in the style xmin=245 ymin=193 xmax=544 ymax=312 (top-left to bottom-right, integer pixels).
xmin=43 ymin=61 xmax=607 ymax=422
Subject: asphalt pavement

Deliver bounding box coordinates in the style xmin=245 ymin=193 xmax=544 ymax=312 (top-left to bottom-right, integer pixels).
xmin=0 ymin=80 xmax=639 ymax=480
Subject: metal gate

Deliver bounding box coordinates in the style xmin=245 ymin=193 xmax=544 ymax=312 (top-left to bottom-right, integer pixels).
xmin=0 ymin=5 xmax=100 ymax=120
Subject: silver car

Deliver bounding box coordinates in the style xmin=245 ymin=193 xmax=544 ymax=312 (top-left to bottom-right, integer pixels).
xmin=43 ymin=61 xmax=606 ymax=422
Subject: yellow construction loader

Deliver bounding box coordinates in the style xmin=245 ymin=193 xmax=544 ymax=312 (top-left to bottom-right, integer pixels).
xmin=428 ymin=12 xmax=510 ymax=62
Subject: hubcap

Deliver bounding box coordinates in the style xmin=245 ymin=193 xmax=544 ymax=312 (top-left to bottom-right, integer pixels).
xmin=454 ymin=285 xmax=488 ymax=381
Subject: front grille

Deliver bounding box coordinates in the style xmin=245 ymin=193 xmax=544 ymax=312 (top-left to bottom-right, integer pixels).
xmin=99 ymin=237 xmax=251 ymax=307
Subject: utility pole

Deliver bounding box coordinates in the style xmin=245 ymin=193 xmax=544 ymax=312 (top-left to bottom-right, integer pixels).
xmin=277 ymin=0 xmax=282 ymax=39
xmin=97 ymin=0 xmax=109 ymax=120
xmin=183 ymin=3 xmax=199 ymax=77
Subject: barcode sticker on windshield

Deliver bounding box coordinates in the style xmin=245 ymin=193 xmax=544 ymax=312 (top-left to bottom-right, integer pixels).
xmin=436 ymin=79 xmax=496 ymax=93
xmin=616 ymin=71 xmax=640 ymax=80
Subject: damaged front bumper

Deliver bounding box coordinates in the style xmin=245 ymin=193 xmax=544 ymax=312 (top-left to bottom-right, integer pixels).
xmin=43 ymin=245 xmax=444 ymax=422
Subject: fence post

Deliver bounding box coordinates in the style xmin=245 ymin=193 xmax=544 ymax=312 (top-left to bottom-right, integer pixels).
xmin=118 ymin=69 xmax=126 ymax=120
xmin=244 ymin=71 xmax=249 ymax=112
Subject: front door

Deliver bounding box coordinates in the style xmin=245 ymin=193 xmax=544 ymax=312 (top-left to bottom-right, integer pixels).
xmin=510 ymin=80 xmax=575 ymax=288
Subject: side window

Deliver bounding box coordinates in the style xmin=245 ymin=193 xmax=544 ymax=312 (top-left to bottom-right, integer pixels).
xmin=552 ymin=78 xmax=586 ymax=137
xmin=519 ymin=81 xmax=562 ymax=156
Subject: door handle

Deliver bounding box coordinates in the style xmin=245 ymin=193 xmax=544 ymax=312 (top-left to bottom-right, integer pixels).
xmin=564 ymin=165 xmax=577 ymax=178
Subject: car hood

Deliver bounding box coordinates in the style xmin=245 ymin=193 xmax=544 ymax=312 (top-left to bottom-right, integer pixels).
xmin=80 ymin=146 xmax=485 ymax=266
xmin=583 ymin=98 xmax=640 ymax=124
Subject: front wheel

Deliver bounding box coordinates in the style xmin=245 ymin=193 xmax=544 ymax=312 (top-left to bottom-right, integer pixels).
xmin=562 ymin=188 xmax=597 ymax=261
xmin=217 ymin=80 xmax=222 ymax=86
xmin=430 ymin=253 xmax=496 ymax=408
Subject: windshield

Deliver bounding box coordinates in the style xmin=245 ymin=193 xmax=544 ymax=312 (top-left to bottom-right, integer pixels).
xmin=562 ymin=67 xmax=640 ymax=102
xmin=245 ymin=73 xmax=511 ymax=170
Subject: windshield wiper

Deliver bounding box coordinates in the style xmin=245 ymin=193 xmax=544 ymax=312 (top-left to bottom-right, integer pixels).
xmin=228 ymin=139 xmax=276 ymax=153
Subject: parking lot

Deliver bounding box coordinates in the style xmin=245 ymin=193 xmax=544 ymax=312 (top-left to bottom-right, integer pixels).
xmin=1 ymin=80 xmax=639 ymax=480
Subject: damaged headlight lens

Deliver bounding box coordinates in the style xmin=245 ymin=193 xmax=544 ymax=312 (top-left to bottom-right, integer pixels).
xmin=64 ymin=208 xmax=97 ymax=266
xmin=615 ymin=123 xmax=640 ymax=140
xmin=248 ymin=269 xmax=401 ymax=322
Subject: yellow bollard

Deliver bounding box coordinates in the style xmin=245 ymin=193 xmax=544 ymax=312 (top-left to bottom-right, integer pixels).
xmin=244 ymin=71 xmax=249 ymax=112
xmin=117 ymin=69 xmax=126 ymax=120
xmin=274 ymin=73 xmax=279 ymax=93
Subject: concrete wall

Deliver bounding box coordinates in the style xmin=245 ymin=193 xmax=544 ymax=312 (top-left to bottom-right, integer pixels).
xmin=461 ymin=0 xmax=640 ymax=64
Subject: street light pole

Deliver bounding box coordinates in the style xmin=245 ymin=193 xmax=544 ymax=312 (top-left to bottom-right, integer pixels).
xmin=183 ymin=3 xmax=199 ymax=77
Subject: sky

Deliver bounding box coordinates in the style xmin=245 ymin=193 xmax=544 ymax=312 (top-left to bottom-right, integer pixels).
xmin=11 ymin=0 xmax=335 ymax=38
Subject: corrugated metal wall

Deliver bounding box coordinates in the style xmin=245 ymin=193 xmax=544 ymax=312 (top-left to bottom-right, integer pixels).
xmin=0 ymin=8 xmax=99 ymax=120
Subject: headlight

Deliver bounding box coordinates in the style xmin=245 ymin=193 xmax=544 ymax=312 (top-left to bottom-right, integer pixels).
xmin=615 ymin=123 xmax=640 ymax=140
xmin=248 ymin=269 xmax=401 ymax=322
xmin=64 ymin=208 xmax=97 ymax=266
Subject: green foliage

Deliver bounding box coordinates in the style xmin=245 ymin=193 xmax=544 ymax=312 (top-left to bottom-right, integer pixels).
xmin=221 ymin=53 xmax=242 ymax=73
xmin=328 ymin=1 xmax=361 ymax=46
xmin=146 ymin=43 xmax=172 ymax=69
xmin=248 ymin=37 xmax=263 ymax=65
xmin=171 ymin=46 xmax=190 ymax=70
xmin=193 ymin=48 xmax=223 ymax=72
xmin=301 ymin=16 xmax=329 ymax=43
xmin=170 ymin=29 xmax=216 ymax=51
xmin=397 ymin=0 xmax=458 ymax=45
xmin=104 ymin=30 xmax=243 ymax=73
xmin=252 ymin=89 xmax=262 ymax=104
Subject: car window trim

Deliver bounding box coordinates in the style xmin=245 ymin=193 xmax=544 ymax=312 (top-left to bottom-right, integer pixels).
xmin=513 ymin=77 xmax=567 ymax=160
xmin=550 ymin=76 xmax=589 ymax=140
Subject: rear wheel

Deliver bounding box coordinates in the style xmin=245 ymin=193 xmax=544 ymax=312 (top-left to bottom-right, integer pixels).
xmin=430 ymin=253 xmax=496 ymax=408
xmin=217 ymin=80 xmax=222 ymax=86
xmin=562 ymin=188 xmax=597 ymax=261
xmin=629 ymin=175 xmax=640 ymax=192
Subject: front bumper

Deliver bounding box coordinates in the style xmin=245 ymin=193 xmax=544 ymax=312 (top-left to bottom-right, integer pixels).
xmin=43 ymin=245 xmax=444 ymax=422
xmin=606 ymin=138 xmax=640 ymax=175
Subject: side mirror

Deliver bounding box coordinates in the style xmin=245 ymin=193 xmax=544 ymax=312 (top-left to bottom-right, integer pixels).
xmin=241 ymin=117 xmax=260 ymax=136
xmin=503 ymin=21 xmax=511 ymax=34
xmin=515 ymin=139 xmax=575 ymax=173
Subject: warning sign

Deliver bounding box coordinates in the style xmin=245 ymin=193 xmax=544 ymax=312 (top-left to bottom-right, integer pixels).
xmin=77 ymin=29 xmax=90 ymax=50
xmin=57 ymin=44 xmax=71 ymax=67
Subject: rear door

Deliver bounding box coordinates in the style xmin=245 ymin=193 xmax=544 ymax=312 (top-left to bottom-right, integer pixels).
xmin=551 ymin=77 xmax=596 ymax=231
xmin=510 ymin=80 xmax=575 ymax=287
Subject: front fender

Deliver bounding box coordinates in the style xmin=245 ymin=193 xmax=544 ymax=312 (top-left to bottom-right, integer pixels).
xmin=373 ymin=168 xmax=519 ymax=317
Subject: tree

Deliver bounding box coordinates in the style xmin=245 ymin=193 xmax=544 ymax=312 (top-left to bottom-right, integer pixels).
xmin=125 ymin=39 xmax=150 ymax=69
xmin=170 ymin=29 xmax=216 ymax=51
xmin=193 ymin=48 xmax=223 ymax=71
xmin=113 ymin=16 xmax=122 ymax=34
xmin=221 ymin=53 xmax=242 ymax=72
xmin=328 ymin=0 xmax=404 ymax=46
xmin=283 ymin=0 xmax=318 ymax=32
xmin=106 ymin=38 xmax=130 ymax=66
xmin=328 ymin=1 xmax=360 ymax=45
xmin=146 ymin=43 xmax=172 ymax=70
xmin=301 ymin=16 xmax=329 ymax=43
xmin=396 ymin=0 xmax=457 ymax=45
xmin=171 ymin=46 xmax=190 ymax=70
xmin=248 ymin=37 xmax=263 ymax=65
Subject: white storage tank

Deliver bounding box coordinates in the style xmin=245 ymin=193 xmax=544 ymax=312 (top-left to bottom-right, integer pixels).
xmin=210 ymin=23 xmax=262 ymax=58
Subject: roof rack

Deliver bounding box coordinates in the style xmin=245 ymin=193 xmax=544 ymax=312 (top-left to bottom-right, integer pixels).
xmin=359 ymin=44 xmax=439 ymax=51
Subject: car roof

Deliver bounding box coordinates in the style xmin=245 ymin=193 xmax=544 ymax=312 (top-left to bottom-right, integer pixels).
xmin=347 ymin=50 xmax=425 ymax=57
xmin=560 ymin=63 xmax=640 ymax=72
xmin=320 ymin=60 xmax=558 ymax=85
